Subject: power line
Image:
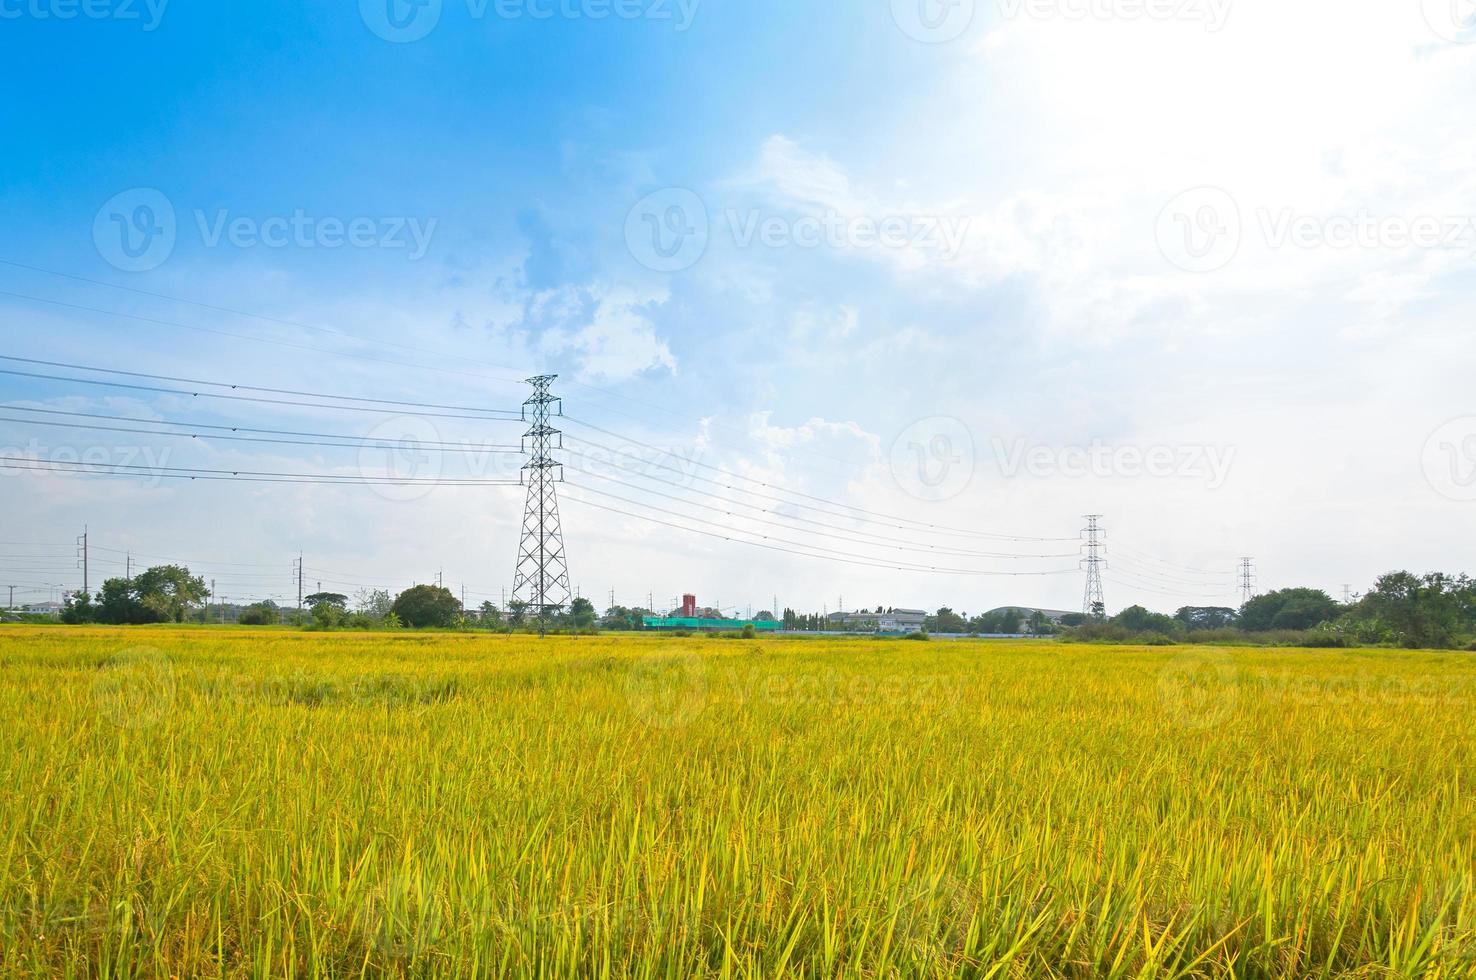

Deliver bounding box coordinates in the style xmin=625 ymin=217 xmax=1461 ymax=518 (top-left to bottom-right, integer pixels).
xmin=0 ymin=355 xmax=518 ymax=415
xmin=1108 ymin=542 xmax=1233 ymax=577
xmin=0 ymin=458 xmax=521 ymax=486
xmin=91 ymin=543 xmax=285 ymax=568
xmin=563 ymin=423 xmax=1074 ymax=543
xmin=0 ymin=262 xmax=533 ymax=386
xmin=564 ymin=486 xmax=1080 ymax=578
xmin=1106 ymin=554 xmax=1237 ymax=590
xmin=0 ymin=268 xmax=899 ymax=477
xmin=1 ymin=405 xmax=513 ymax=448
xmin=0 ymin=366 xmax=520 ymax=421
xmin=1105 ymin=571 xmax=1240 ymax=601
xmin=565 ymin=470 xmax=1078 ymax=563
xmin=0 ymin=409 xmax=522 ymax=454
xmin=0 ymin=288 xmax=536 ymax=388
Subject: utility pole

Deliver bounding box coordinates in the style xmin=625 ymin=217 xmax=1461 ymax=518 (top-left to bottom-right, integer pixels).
xmin=7 ymin=586 xmax=13 ymax=611
xmin=294 ymin=554 xmax=304 ymax=617
xmin=126 ymin=551 xmax=131 ymax=581
xmin=1239 ymin=558 xmax=1256 ymax=606
xmin=1081 ymin=515 xmax=1106 ymax=619
xmin=211 ymin=579 xmax=216 ymax=623
xmin=1341 ymin=584 xmax=1355 ymax=605
xmin=511 ymin=375 xmax=571 ymax=637
xmin=76 ymin=525 xmax=88 ymax=597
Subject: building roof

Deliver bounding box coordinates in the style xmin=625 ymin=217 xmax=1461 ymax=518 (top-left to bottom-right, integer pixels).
xmin=985 ymin=607 xmax=1078 ymax=620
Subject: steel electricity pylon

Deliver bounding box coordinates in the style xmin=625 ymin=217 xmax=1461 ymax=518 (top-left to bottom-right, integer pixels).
xmin=1239 ymin=557 xmax=1256 ymax=606
xmin=1082 ymin=515 xmax=1106 ymax=619
xmin=511 ymin=375 xmax=571 ymax=636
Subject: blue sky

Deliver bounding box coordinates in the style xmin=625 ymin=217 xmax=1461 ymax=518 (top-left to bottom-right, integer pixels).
xmin=2 ymin=0 xmax=1475 ymax=614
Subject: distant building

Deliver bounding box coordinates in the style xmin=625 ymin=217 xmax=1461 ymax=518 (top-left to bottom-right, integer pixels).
xmin=645 ymin=594 xmax=780 ymax=633
xmin=643 ymin=615 xmax=781 ymax=633
xmin=20 ymin=601 xmax=63 ymax=615
xmin=986 ymin=606 xmax=1076 ymax=624
xmin=828 ymin=607 xmax=927 ymax=634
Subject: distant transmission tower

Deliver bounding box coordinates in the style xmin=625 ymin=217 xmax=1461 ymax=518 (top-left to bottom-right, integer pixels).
xmin=512 ymin=375 xmax=571 ymax=636
xmin=1081 ymin=515 xmax=1106 ymax=619
xmin=1238 ymin=558 xmax=1256 ymax=605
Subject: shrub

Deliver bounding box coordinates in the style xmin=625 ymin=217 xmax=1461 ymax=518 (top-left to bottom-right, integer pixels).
xmin=904 ymin=631 xmax=931 ymax=641
xmin=239 ymin=602 xmax=280 ymax=627
xmin=390 ymin=585 xmax=461 ymax=629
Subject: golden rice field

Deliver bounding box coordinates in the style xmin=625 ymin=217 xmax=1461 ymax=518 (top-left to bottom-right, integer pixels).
xmin=2 ymin=626 xmax=1474 ymax=978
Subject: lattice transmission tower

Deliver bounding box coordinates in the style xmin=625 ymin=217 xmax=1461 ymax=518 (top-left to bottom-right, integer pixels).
xmin=1238 ymin=557 xmax=1256 ymax=606
xmin=1081 ymin=515 xmax=1106 ymax=619
xmin=511 ymin=375 xmax=571 ymax=635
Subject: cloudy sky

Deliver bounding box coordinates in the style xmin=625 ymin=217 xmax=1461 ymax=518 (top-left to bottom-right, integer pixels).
xmin=1 ymin=0 xmax=1473 ymax=615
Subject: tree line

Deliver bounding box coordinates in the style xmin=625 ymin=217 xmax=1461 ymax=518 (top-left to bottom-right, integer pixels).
xmin=48 ymin=566 xmax=1476 ymax=650
xmin=57 ymin=570 xmax=606 ymax=631
xmin=1084 ymin=573 xmax=1476 ymax=649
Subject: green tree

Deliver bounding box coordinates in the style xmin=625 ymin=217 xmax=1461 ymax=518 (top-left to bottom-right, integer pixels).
xmin=1174 ymin=606 xmax=1238 ymax=631
xmin=602 ymin=605 xmax=651 ymax=631
xmin=1112 ymin=605 xmax=1178 ymax=634
xmin=132 ymin=565 xmax=210 ymax=624
xmin=97 ymin=577 xmax=151 ymax=624
xmin=1239 ymin=588 xmax=1340 ymax=632
xmin=305 ymin=592 xmax=348 ymax=611
xmin=568 ymin=596 xmax=596 ymax=629
xmin=925 ymin=607 xmax=967 ymax=634
xmin=354 ymin=589 xmax=394 ymax=619
xmin=310 ymin=602 xmax=343 ymax=630
xmin=507 ymin=600 xmax=528 ymax=627
xmin=391 ymin=585 xmax=462 ymax=629
xmin=61 ymin=591 xmax=98 ymax=624
xmin=239 ymin=601 xmax=280 ymax=626
xmin=478 ymin=601 xmax=505 ymax=630
xmin=1357 ymin=572 xmax=1475 ymax=648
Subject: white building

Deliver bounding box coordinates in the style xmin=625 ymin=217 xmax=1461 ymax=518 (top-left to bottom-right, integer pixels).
xmin=832 ymin=607 xmax=927 ymax=634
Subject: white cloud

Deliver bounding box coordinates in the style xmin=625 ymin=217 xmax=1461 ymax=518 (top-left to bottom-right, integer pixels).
xmin=536 ymin=284 xmax=677 ymax=383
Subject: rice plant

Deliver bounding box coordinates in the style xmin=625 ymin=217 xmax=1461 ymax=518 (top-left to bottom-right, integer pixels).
xmin=1 ymin=626 xmax=1473 ymax=977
